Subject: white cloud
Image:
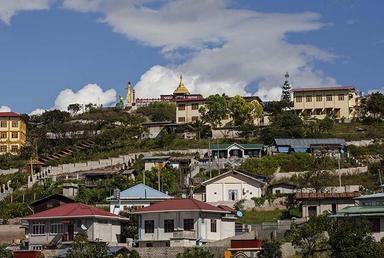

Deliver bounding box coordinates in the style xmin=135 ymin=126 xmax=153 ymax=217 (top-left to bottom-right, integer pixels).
xmin=62 ymin=0 xmax=338 ymax=100
xmin=0 ymin=0 xmax=52 ymax=24
xmin=29 ymin=108 xmax=46 ymax=116
xmin=0 ymin=106 xmax=11 ymax=112
xmin=53 ymin=83 xmax=117 ymax=111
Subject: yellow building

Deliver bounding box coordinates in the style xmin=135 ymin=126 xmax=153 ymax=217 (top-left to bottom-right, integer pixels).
xmin=292 ymin=86 xmax=360 ymax=121
xmin=0 ymin=112 xmax=27 ymax=155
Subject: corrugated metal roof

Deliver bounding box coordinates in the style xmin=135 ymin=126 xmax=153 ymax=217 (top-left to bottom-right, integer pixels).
xmin=210 ymin=143 xmax=264 ymax=150
xmin=355 ymin=192 xmax=384 ymax=200
xmin=274 ymin=138 xmax=346 ymax=148
xmin=108 ymin=184 xmax=172 ymax=200
xmin=337 ymin=205 xmax=384 ymax=215
xmin=295 ymin=192 xmax=360 ymax=200
xmin=292 ymin=86 xmax=355 ymax=92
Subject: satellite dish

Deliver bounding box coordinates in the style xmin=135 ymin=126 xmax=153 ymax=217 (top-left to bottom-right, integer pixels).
xmin=236 ymin=211 xmax=243 ymax=217
xmin=81 ymin=224 xmax=88 ymax=231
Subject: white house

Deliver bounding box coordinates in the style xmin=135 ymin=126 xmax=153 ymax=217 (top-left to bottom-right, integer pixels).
xmin=23 ymin=203 xmax=127 ymax=251
xmin=107 ymin=183 xmax=173 ymax=214
xmin=134 ymin=198 xmax=237 ymax=247
xmin=201 ymin=169 xmax=267 ymax=206
xmin=269 ymin=183 xmax=297 ymax=195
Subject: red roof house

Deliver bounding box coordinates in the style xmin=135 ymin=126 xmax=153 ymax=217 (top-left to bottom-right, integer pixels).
xmin=0 ymin=112 xmax=21 ymax=117
xmin=23 ymin=203 xmax=126 ymax=251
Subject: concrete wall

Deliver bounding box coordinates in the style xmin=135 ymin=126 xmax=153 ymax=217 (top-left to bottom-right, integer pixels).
xmin=0 ymin=224 xmax=25 ymax=244
xmin=132 ymin=246 xmax=227 ymax=258
xmin=301 ymin=199 xmax=356 ymax=218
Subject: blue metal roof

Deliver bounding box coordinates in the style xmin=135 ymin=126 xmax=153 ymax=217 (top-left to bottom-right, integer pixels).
xmin=274 ymin=138 xmax=346 ymax=148
xmin=109 ymin=184 xmax=172 ymax=200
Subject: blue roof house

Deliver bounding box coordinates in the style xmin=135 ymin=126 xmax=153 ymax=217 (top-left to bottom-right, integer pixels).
xmin=107 ymin=183 xmax=173 ymax=215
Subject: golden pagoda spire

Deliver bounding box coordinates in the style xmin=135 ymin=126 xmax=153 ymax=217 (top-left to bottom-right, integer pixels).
xmin=173 ymin=74 xmax=190 ymax=95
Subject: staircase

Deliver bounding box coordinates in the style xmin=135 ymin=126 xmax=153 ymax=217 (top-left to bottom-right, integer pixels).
xmin=39 ymin=140 xmax=96 ymax=163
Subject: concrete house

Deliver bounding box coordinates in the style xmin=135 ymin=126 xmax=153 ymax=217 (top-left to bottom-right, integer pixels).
xmin=208 ymin=143 xmax=264 ymax=159
xmin=202 ymin=169 xmax=267 ymax=206
xmin=23 ymin=203 xmax=127 ymax=251
xmin=134 ymin=198 xmax=237 ymax=247
xmin=28 ymin=194 xmax=75 ymax=213
xmin=274 ymin=138 xmax=346 ymax=155
xmin=269 ymin=183 xmax=297 ymax=195
xmin=334 ymin=193 xmax=384 ymax=241
xmin=107 ymin=183 xmax=173 ymax=214
xmin=295 ymin=192 xmax=360 ymax=218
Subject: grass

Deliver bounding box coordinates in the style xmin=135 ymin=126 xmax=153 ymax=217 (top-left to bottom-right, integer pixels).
xmin=329 ymin=122 xmax=384 ymax=141
xmin=238 ymin=209 xmax=285 ymax=224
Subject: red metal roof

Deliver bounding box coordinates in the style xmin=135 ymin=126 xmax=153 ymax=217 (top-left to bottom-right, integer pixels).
xmin=24 ymin=203 xmax=122 ymax=220
xmin=135 ymin=198 xmax=230 ymax=213
xmin=295 ymin=192 xmax=360 ymax=200
xmin=0 ymin=112 xmax=21 ymax=117
xmin=292 ymin=86 xmax=355 ymax=92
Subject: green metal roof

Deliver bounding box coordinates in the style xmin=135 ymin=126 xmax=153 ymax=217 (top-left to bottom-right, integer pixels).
xmin=334 ymin=205 xmax=384 ymax=217
xmin=209 ymin=143 xmax=264 ymax=150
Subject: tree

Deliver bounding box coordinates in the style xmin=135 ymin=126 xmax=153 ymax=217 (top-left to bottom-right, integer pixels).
xmin=286 ymin=215 xmax=329 ymax=258
xmin=136 ymin=102 xmax=176 ymax=122
xmin=259 ymin=240 xmax=282 ymax=258
xmin=366 ymin=92 xmax=384 ymax=119
xmin=66 ymin=231 xmax=109 ymax=258
xmin=227 ymin=95 xmax=252 ymax=126
xmin=0 ymin=245 xmax=13 ymax=258
xmin=328 ymin=217 xmax=384 ymax=258
xmin=176 ymin=247 xmax=214 ymax=258
xmin=281 ymin=72 xmax=292 ymax=103
xmin=199 ymin=94 xmax=228 ymax=128
xmin=295 ymin=157 xmax=334 ymax=193
xmin=67 ymin=103 xmax=82 ymax=115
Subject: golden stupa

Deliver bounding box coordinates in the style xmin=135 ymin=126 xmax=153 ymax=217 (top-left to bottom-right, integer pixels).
xmin=173 ymin=75 xmax=190 ymax=95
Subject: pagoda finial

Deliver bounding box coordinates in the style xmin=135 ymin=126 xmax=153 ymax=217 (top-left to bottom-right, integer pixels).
xmin=179 ymin=74 xmax=183 ymax=84
xmin=285 ymin=72 xmax=289 ymax=79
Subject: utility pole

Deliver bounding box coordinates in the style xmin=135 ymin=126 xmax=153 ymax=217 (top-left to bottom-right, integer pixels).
xmin=158 ymin=169 xmax=161 ymax=191
xmin=379 ymin=169 xmax=383 ymax=192
xmin=338 ymin=155 xmax=342 ymax=187
xmin=208 ymin=139 xmax=212 ymax=178
xmin=217 ymin=139 xmax=220 ymax=175
xmin=143 ymin=170 xmax=146 ymax=185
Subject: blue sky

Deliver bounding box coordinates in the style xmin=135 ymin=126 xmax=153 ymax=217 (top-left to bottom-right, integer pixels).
xmin=0 ymin=0 xmax=383 ymax=114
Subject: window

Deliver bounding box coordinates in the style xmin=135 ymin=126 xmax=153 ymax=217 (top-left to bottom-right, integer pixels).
xmin=228 ymin=190 xmax=238 ymax=201
xmin=32 ymin=222 xmax=45 ymax=235
xmin=275 ymin=190 xmax=281 ymax=194
xmin=0 ymin=121 xmax=6 ymax=128
xmin=210 ymin=219 xmax=217 ymax=233
xmin=178 ymin=117 xmax=185 ymax=123
xmin=306 ymin=96 xmax=312 ymax=102
xmin=184 ymin=219 xmax=194 ymax=231
xmin=191 ymin=103 xmax=199 ymax=110
xmin=0 ymin=132 xmax=6 ymax=139
xmin=191 ymin=116 xmax=199 ymax=122
xmin=11 ymin=121 xmax=18 ymax=127
xmin=178 ymin=104 xmax=186 ymax=111
xmin=296 ymin=96 xmax=302 ymax=103
xmin=11 ymin=132 xmax=18 ymax=139
xmin=144 ymin=220 xmax=154 ymax=233
xmin=146 ymin=243 xmax=153 ymax=247
xmin=308 ymin=206 xmax=317 ymax=217
xmin=50 ymin=223 xmax=64 ymax=234
xmin=338 ymin=94 xmax=344 ymax=101
xmin=331 ymin=203 xmax=337 ymax=214
xmin=326 ymin=95 xmax=332 ymax=101
xmin=369 ymin=218 xmax=381 ymax=233
xmin=164 ymin=219 xmax=174 ymax=233
xmin=0 ymin=145 xmax=7 ymax=152
xmin=11 ymin=145 xmax=18 ymax=152
xmin=316 ymin=95 xmax=322 ymax=102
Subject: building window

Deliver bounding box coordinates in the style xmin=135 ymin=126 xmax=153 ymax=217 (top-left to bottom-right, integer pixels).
xmin=210 ymin=219 xmax=217 ymax=233
xmin=191 ymin=116 xmax=199 ymax=122
xmin=164 ymin=219 xmax=174 ymax=233
xmin=11 ymin=132 xmax=18 ymax=139
xmin=11 ymin=121 xmax=18 ymax=127
xmin=50 ymin=223 xmax=64 ymax=234
xmin=0 ymin=132 xmax=6 ymax=139
xmin=306 ymin=96 xmax=312 ymax=102
xmin=228 ymin=189 xmax=238 ymax=201
xmin=11 ymin=145 xmax=18 ymax=152
xmin=331 ymin=204 xmax=337 ymax=214
xmin=184 ymin=219 xmax=194 ymax=231
xmin=338 ymin=94 xmax=344 ymax=101
xmin=178 ymin=104 xmax=186 ymax=111
xmin=326 ymin=95 xmax=332 ymax=101
xmin=296 ymin=96 xmax=302 ymax=103
xmin=316 ymin=95 xmax=322 ymax=102
xmin=191 ymin=103 xmax=199 ymax=110
xmin=144 ymin=220 xmax=154 ymax=233
xmin=369 ymin=218 xmax=381 ymax=233
xmin=32 ymin=222 xmax=45 ymax=235
xmin=0 ymin=121 xmax=6 ymax=128
xmin=0 ymin=145 xmax=7 ymax=152
xmin=178 ymin=117 xmax=186 ymax=123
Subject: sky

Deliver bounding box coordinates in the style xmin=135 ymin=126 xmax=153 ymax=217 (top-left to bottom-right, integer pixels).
xmin=0 ymin=0 xmax=383 ymax=114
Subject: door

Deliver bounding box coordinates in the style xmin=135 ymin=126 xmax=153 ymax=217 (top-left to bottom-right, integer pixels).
xmin=308 ymin=206 xmax=317 ymax=217
xmin=68 ymin=223 xmax=74 ymax=241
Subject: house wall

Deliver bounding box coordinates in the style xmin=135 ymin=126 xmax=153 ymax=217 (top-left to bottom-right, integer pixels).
xmin=293 ymin=88 xmax=359 ymax=120
xmin=271 ymin=187 xmax=295 ymax=195
xmin=138 ymin=211 xmax=234 ymax=244
xmin=205 ymin=174 xmax=263 ymax=203
xmin=301 ymin=199 xmax=356 ymax=218
xmin=0 ymin=116 xmax=27 ymax=155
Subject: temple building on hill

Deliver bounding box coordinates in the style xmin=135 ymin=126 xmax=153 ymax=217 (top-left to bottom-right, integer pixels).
xmin=125 ymin=75 xmax=204 ymax=110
